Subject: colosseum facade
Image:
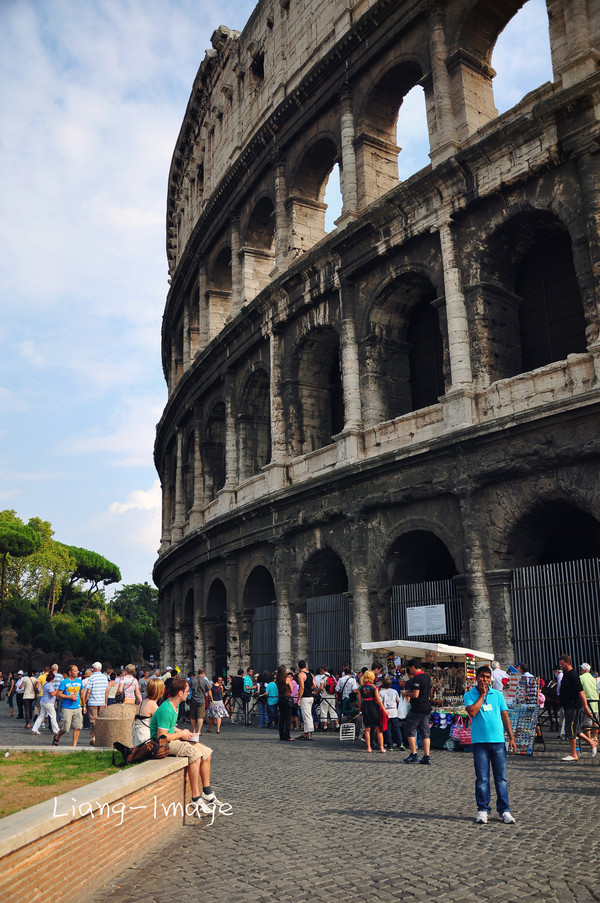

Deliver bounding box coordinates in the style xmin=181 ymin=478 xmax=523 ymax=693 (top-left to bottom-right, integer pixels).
xmin=154 ymin=0 xmax=600 ymax=680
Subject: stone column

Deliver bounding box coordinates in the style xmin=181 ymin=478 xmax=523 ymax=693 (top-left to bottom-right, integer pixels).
xmin=224 ymin=370 xmax=238 ymax=489
xmin=197 ymin=256 xmax=209 ymax=352
xmin=171 ymin=428 xmax=185 ymax=542
xmin=338 ymin=89 xmax=358 ymax=224
xmin=182 ymin=299 xmax=190 ymax=372
xmin=555 ymin=0 xmax=597 ymax=88
xmin=172 ymin=581 xmax=184 ymax=668
xmin=193 ymin=569 xmax=204 ymax=671
xmin=225 ymin=555 xmax=239 ymax=668
xmin=458 ymin=500 xmax=493 ymax=654
xmin=337 ymin=280 xmax=364 ymax=463
xmin=349 ymin=518 xmax=372 ymax=670
xmin=273 ymin=156 xmax=290 ymax=273
xmin=189 ymin=412 xmax=205 ymax=529
xmin=485 ymin=570 xmax=515 ymax=667
xmin=575 ymin=148 xmax=600 ymax=355
xmin=427 ymin=5 xmax=460 ymax=163
xmin=273 ymin=545 xmax=293 ymax=666
xmin=159 ymin=477 xmax=171 ymax=554
xmin=230 ymin=216 xmax=243 ymax=316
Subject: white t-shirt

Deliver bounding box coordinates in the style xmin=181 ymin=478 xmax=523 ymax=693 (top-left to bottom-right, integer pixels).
xmin=379 ymin=687 xmax=400 ymax=718
xmin=336 ymin=675 xmax=358 ymax=699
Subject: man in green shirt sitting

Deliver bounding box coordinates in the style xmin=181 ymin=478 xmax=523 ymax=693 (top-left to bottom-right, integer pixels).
xmin=150 ymin=676 xmax=226 ymax=816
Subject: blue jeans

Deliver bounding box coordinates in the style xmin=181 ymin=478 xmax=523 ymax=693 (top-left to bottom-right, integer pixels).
xmin=258 ymin=699 xmax=268 ymax=727
xmin=472 ymin=742 xmax=510 ymax=814
xmin=384 ymin=716 xmax=404 ymax=748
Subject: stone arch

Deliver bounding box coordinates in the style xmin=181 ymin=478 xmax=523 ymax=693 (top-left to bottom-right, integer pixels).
xmin=356 ymin=59 xmax=426 ymax=205
xmin=506 ymin=499 xmax=600 ymax=568
xmin=206 ymin=245 xmax=233 ymax=341
xmin=478 ymin=210 xmax=587 ymax=379
xmin=238 ymin=367 xmax=271 ymax=481
xmin=451 ymin=0 xmax=551 ymax=140
xmin=205 ymin=577 xmax=228 ymax=678
xmin=362 ymin=271 xmax=444 ymax=425
xmin=293 ymin=326 xmax=343 ymax=455
xmin=202 ymin=400 xmax=226 ymax=501
xmin=241 ymin=195 xmax=276 ymax=302
xmin=289 ymin=136 xmax=339 ymax=254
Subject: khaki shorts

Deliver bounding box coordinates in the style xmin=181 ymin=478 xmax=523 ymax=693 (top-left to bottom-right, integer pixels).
xmin=168 ymin=738 xmax=212 ymax=763
xmin=60 ymin=707 xmax=83 ymax=732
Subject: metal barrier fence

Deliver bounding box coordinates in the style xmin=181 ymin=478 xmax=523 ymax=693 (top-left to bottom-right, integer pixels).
xmin=307 ymin=594 xmax=351 ymax=673
xmin=390 ymin=579 xmax=463 ymax=645
xmin=511 ymin=557 xmax=600 ymax=680
xmin=252 ymin=604 xmax=278 ymax=674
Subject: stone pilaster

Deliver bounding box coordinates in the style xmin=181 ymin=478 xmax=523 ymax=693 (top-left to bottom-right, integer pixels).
xmin=485 ymin=570 xmax=515 ymax=667
xmin=338 ymin=89 xmax=359 ymax=225
xmin=171 ymin=428 xmax=185 ymax=542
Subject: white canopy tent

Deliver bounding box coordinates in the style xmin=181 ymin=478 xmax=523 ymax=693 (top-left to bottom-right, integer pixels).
xmin=361 ymin=639 xmax=494 ymax=662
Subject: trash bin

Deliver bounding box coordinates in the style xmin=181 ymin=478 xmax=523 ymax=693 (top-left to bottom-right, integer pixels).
xmin=94 ymin=704 xmax=136 ymax=748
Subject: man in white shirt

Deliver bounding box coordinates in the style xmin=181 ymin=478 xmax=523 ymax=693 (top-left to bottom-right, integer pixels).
xmin=315 ymin=667 xmax=339 ymax=731
xmin=336 ymin=668 xmax=358 ymax=719
xmin=84 ymin=662 xmax=109 ymax=746
xmin=491 ymin=662 xmax=509 ymax=691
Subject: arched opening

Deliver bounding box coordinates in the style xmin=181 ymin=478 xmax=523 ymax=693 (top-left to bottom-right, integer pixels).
xmin=238 ymin=369 xmax=271 ymax=481
xmin=290 ymin=137 xmax=338 ymax=254
xmin=516 ymin=233 xmax=586 ymax=372
xmin=243 ymin=565 xmax=277 ymax=673
xmin=363 ymin=273 xmax=443 ymax=425
xmin=356 ymin=61 xmax=426 ymax=206
xmin=323 ymin=163 xmax=342 ymax=232
xmin=203 ymin=402 xmax=226 ymax=501
xmin=491 ymin=0 xmax=553 ymax=115
xmin=383 ymin=531 xmax=461 ymax=644
xmin=295 ymin=326 xmax=344 ymax=454
xmin=206 ymin=247 xmax=233 ymax=342
xmin=478 ymin=213 xmax=586 ymax=382
xmin=205 ymin=578 xmax=228 ymax=678
xmin=508 ymin=502 xmax=600 ymax=679
xmin=298 ymin=549 xmax=350 ymax=671
xmin=242 ymin=197 xmax=276 ymax=301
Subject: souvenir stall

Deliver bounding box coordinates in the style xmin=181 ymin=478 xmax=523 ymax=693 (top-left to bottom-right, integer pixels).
xmin=361 ymin=640 xmax=494 ymax=749
xmin=503 ymin=672 xmax=542 ymax=755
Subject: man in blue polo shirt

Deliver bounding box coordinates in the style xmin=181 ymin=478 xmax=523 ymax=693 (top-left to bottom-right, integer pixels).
xmin=464 ymin=665 xmax=517 ymax=825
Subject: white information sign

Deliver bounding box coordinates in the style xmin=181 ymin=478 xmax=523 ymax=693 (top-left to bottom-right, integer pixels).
xmin=406 ymin=604 xmax=447 ymax=637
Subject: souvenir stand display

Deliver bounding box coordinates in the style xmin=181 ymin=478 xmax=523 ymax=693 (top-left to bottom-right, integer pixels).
xmin=503 ymin=673 xmax=541 ymax=755
xmin=361 ymin=640 xmax=494 ymax=749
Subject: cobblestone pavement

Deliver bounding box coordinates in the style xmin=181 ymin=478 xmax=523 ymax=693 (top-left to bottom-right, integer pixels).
xmin=72 ymin=721 xmax=600 ymax=903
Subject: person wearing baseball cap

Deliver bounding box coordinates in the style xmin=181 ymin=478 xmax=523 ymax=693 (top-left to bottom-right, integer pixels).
xmin=84 ymin=662 xmax=109 ymax=746
xmin=580 ymin=662 xmax=599 ymax=752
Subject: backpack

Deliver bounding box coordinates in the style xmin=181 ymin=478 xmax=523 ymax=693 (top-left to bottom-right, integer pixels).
xmin=325 ymin=674 xmax=337 ymax=694
xmin=112 ymin=735 xmax=170 ymax=767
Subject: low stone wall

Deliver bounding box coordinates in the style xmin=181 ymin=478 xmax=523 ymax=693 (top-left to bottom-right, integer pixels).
xmin=0 ymin=757 xmax=191 ymax=903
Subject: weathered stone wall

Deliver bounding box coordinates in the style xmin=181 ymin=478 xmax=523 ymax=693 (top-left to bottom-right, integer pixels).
xmin=156 ymin=0 xmax=600 ymax=674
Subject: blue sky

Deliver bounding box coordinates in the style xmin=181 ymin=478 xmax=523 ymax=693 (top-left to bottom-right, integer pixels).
xmin=0 ymin=0 xmax=552 ymax=592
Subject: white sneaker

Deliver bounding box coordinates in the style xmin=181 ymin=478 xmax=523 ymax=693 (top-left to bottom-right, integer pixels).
xmin=475 ymin=810 xmax=488 ymax=824
xmin=191 ymin=797 xmax=216 ymax=817
xmin=201 ymin=792 xmax=224 ymax=808
xmin=501 ymin=811 xmax=516 ymax=824
xmin=592 ymin=744 xmax=598 ymax=759
xmin=31 ymin=730 xmax=40 ymax=735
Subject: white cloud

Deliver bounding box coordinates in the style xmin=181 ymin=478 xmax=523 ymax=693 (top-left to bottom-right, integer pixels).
xmin=108 ymin=479 xmax=162 ymax=554
xmin=110 ymin=479 xmax=161 ymax=516
xmin=0 ymin=386 xmax=29 ymax=413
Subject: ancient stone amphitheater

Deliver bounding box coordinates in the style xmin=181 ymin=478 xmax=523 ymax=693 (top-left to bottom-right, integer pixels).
xmin=154 ymin=0 xmax=600 ymax=679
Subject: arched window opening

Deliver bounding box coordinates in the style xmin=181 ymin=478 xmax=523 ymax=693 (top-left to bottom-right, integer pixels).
xmin=243 ymin=565 xmax=277 ymax=674
xmin=492 ymin=0 xmax=553 ymax=115
xmin=356 ymin=61 xmax=425 ymax=206
xmin=203 ymin=402 xmax=226 ymax=500
xmin=207 ymin=247 xmax=233 ymax=342
xmin=205 ymin=579 xmax=228 ymax=678
xmin=396 ymin=84 xmax=429 ymax=181
xmin=323 ymin=163 xmax=342 ymax=233
xmin=290 ymin=138 xmax=338 ymax=254
xmin=516 ymin=234 xmax=586 ymax=373
xmin=301 ymin=549 xmax=349 ymax=598
xmin=243 ymin=198 xmax=276 ymax=300
xmin=296 ymin=327 xmax=344 ymax=454
xmin=408 ymin=300 xmax=444 ymax=410
xmin=238 ymin=369 xmax=271 ymax=481
xmin=364 ymin=273 xmax=442 ymax=425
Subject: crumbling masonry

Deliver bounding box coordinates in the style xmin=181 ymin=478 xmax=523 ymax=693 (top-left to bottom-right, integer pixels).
xmin=155 ymin=0 xmax=600 ymax=678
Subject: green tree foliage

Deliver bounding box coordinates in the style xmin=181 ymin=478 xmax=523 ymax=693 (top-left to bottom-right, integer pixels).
xmin=0 ymin=509 xmax=157 ymax=668
xmin=0 ymin=513 xmax=43 ymax=630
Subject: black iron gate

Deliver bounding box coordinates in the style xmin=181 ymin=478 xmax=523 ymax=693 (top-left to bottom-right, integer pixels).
xmin=307 ymin=594 xmax=351 ymax=673
xmin=252 ymin=604 xmax=278 ymax=674
xmin=390 ymin=579 xmax=463 ymax=645
xmin=510 ymin=558 xmax=600 ymax=681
